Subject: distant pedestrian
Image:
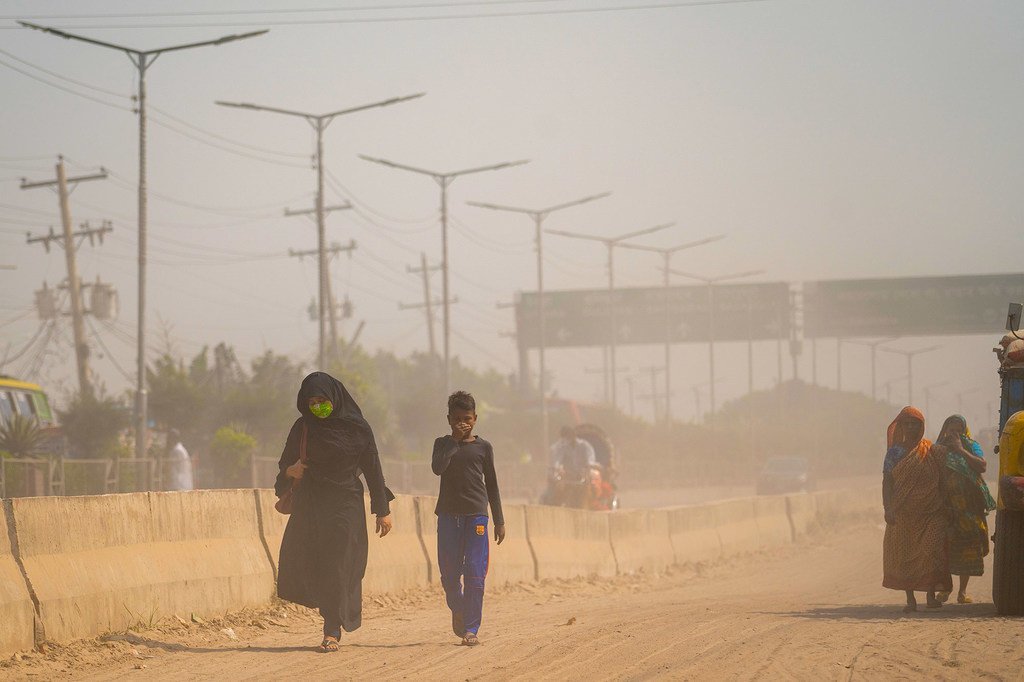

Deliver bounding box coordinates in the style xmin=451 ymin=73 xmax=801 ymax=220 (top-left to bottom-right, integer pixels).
xmin=274 ymin=372 xmax=394 ymax=653
xmin=934 ymin=414 xmax=995 ymax=605
xmin=882 ymin=406 xmax=953 ymax=612
xmin=431 ymin=390 xmax=505 ymax=646
xmin=163 ymin=429 xmax=194 ymax=491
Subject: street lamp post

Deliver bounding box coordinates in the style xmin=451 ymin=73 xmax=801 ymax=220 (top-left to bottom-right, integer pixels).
xmin=359 ymin=155 xmax=528 ymax=396
xmin=670 ymin=269 xmax=764 ymax=421
xmin=19 ymin=21 xmax=268 ymax=460
xmin=217 ymin=94 xmax=424 ymax=371
xmin=844 ymin=337 xmax=898 ymax=400
xmin=616 ymin=235 xmax=725 ymax=422
xmin=878 ymin=345 xmax=940 ymax=405
xmin=546 ymin=223 xmax=673 ymax=410
xmin=467 ymin=192 xmax=610 ymax=462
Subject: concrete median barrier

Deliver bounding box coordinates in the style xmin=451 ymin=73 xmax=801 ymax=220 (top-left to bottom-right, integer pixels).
xmin=413 ymin=497 xmax=536 ymax=585
xmin=754 ymin=495 xmax=794 ymax=547
xmin=785 ymin=493 xmax=819 ymax=540
xmin=525 ymin=505 xmax=616 ymax=580
xmin=609 ymin=509 xmax=674 ymax=574
xmin=667 ymin=504 xmax=722 ymax=565
xmin=711 ymin=498 xmax=760 ymax=557
xmin=10 ymin=490 xmax=274 ymax=644
xmin=0 ymin=501 xmax=36 ymax=655
xmin=362 ymin=494 xmax=430 ymax=594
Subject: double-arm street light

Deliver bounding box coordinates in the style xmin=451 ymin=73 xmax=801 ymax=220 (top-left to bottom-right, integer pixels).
xmin=467 ymin=192 xmax=610 ymax=460
xmin=359 ymin=155 xmax=529 ymax=395
xmin=670 ymin=269 xmax=765 ymax=420
xmin=878 ymin=345 xmax=940 ymax=405
xmin=546 ymin=223 xmax=673 ymax=409
xmin=843 ymin=337 xmax=898 ymax=400
xmin=217 ymin=94 xmax=424 ymax=371
xmin=617 ymin=235 xmax=725 ymax=422
xmin=19 ymin=21 xmax=268 ymax=459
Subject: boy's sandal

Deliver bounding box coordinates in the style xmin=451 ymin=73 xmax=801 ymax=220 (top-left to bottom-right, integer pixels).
xmin=462 ymin=633 xmax=480 ymax=647
xmin=319 ymin=636 xmax=340 ymax=653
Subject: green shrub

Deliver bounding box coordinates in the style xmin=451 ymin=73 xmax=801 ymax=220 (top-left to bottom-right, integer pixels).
xmin=208 ymin=425 xmax=257 ymax=488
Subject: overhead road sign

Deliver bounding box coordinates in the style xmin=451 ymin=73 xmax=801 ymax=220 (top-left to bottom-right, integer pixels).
xmin=515 ymin=282 xmax=791 ymax=349
xmin=803 ymin=273 xmax=1024 ymax=338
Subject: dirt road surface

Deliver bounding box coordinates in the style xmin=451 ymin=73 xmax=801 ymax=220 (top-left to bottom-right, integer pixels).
xmin=8 ymin=521 xmax=1024 ymax=681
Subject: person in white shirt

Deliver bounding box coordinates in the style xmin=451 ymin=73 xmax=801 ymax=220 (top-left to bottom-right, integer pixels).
xmin=164 ymin=429 xmax=194 ymax=491
xmin=549 ymin=426 xmax=597 ymax=477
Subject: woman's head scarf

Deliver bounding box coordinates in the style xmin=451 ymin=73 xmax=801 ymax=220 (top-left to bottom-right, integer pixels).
xmin=296 ymin=371 xmax=377 ymax=459
xmin=886 ymin=406 xmax=931 ymax=459
xmin=937 ymin=414 xmax=974 ymax=445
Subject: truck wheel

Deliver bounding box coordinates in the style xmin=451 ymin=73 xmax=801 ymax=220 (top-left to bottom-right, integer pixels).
xmin=994 ymin=509 xmax=1024 ymax=615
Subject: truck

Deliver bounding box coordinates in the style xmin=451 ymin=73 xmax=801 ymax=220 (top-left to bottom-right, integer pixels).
xmin=992 ymin=332 xmax=1024 ymax=615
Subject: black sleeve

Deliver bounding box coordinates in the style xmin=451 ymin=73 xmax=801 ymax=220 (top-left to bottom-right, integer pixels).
xmin=483 ymin=442 xmax=504 ymax=526
xmin=882 ymin=471 xmax=894 ymax=516
xmin=274 ymin=419 xmax=303 ymax=498
xmin=359 ymin=445 xmax=392 ymax=517
xmin=432 ymin=436 xmax=458 ymax=475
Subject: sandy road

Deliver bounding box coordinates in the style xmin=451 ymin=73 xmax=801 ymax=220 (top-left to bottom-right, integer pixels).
xmin=14 ymin=521 xmax=1024 ymax=681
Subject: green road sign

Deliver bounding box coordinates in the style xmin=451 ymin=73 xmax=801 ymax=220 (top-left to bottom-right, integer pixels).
xmin=515 ymin=282 xmax=791 ymax=349
xmin=803 ymin=273 xmax=1024 ymax=338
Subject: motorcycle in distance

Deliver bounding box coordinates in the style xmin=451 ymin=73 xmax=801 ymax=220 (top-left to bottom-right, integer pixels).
xmin=540 ymin=424 xmax=619 ymax=511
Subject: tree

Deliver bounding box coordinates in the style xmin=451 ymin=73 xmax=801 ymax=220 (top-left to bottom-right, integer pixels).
xmin=0 ymin=414 xmax=45 ymax=458
xmin=59 ymin=391 xmax=130 ymax=459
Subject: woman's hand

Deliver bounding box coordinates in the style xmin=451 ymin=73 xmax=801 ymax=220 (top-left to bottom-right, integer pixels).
xmin=286 ymin=461 xmax=306 ymax=480
xmin=376 ymin=514 xmax=392 ymax=538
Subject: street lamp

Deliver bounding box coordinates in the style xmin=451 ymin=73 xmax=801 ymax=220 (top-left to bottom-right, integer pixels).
xmin=670 ymin=269 xmax=764 ymax=420
xmin=616 ymin=235 xmax=725 ymax=421
xmin=844 ymin=337 xmax=898 ymax=400
xmin=217 ymin=94 xmax=424 ymax=370
xmin=546 ymin=223 xmax=673 ymax=409
xmin=878 ymin=345 xmax=940 ymax=405
xmin=359 ymin=154 xmax=529 ymax=395
xmin=467 ymin=192 xmax=610 ymax=461
xmin=19 ymin=21 xmax=268 ymax=460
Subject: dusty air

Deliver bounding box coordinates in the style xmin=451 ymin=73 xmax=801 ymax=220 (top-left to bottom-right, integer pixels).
xmin=1 ymin=0 xmax=1023 ymax=679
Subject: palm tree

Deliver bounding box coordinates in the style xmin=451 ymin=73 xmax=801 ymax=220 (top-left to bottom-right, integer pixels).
xmin=0 ymin=414 xmax=44 ymax=458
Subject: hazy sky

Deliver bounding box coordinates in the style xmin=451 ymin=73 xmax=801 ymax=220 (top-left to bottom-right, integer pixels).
xmin=1 ymin=0 xmax=1022 ymax=430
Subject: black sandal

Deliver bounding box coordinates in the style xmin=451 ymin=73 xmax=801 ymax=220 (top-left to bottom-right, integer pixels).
xmin=319 ymin=636 xmax=340 ymax=653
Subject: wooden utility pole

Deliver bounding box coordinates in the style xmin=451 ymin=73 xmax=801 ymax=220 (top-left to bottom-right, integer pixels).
xmin=289 ymin=239 xmax=356 ymax=360
xmin=22 ymin=158 xmax=109 ymax=397
xmin=403 ymin=253 xmax=443 ymax=358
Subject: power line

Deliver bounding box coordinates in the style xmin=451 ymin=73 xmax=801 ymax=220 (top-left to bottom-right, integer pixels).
xmin=86 ymin=314 xmax=134 ymax=383
xmin=2 ymin=0 xmax=772 ymax=30
xmin=2 ymin=0 xmax=564 ymax=21
xmin=0 ymin=55 xmax=132 ymax=113
xmin=0 ymin=46 xmax=130 ymax=99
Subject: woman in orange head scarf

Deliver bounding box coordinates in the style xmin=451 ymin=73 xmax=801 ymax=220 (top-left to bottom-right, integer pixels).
xmin=882 ymin=406 xmax=953 ymax=612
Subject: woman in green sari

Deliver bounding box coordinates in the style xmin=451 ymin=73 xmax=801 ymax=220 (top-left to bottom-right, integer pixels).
xmin=935 ymin=414 xmax=995 ymax=604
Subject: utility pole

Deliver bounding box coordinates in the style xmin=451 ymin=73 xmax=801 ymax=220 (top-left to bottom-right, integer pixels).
xmin=879 ymin=345 xmax=940 ymax=405
xmin=639 ymin=365 xmax=666 ymax=422
xmin=21 ymin=21 xmax=267 ymax=462
xmin=404 ymin=253 xmax=443 ymax=359
xmin=617 ymin=234 xmax=725 ymax=421
xmin=217 ymin=93 xmax=423 ymax=371
xmin=289 ymin=239 xmax=356 ymax=359
xmin=21 ymin=158 xmax=109 ymax=397
xmin=467 ymin=191 xmax=610 ymax=461
xmin=359 ymin=154 xmax=529 ymax=397
xmin=547 ymin=223 xmax=673 ymax=410
xmin=285 ymin=202 xmax=354 ymax=360
xmin=671 ymin=269 xmax=764 ymax=422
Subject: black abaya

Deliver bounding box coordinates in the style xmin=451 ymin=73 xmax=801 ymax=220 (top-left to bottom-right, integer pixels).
xmin=274 ymin=372 xmax=391 ymax=633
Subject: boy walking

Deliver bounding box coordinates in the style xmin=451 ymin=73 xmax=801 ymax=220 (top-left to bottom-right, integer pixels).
xmin=432 ymin=390 xmax=505 ymax=646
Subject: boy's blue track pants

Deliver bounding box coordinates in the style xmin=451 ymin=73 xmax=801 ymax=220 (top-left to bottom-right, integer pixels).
xmin=437 ymin=514 xmax=489 ymax=635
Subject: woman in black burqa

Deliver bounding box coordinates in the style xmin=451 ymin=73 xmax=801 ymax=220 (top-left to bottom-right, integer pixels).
xmin=274 ymin=371 xmax=394 ymax=653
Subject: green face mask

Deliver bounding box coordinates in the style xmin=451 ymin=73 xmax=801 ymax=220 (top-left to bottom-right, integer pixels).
xmin=310 ymin=401 xmax=333 ymax=419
